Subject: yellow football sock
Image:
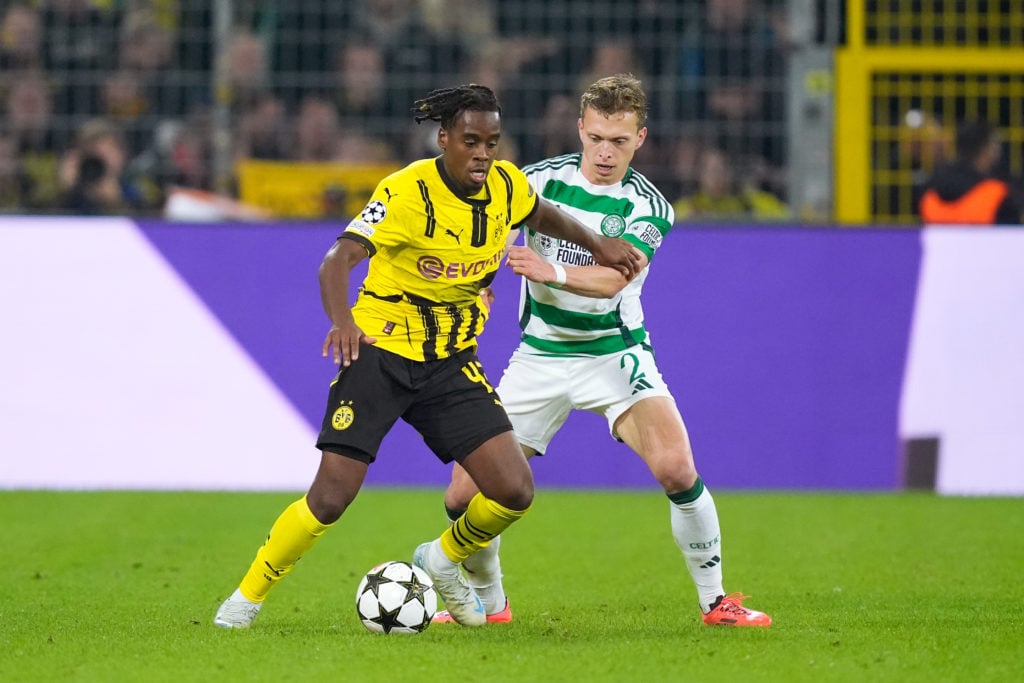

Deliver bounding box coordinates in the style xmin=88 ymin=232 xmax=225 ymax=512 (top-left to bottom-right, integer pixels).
xmin=238 ymin=496 xmax=331 ymax=602
xmin=440 ymin=493 xmax=528 ymax=563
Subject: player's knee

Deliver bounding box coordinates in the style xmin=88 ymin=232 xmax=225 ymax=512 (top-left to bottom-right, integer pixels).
xmin=305 ymin=489 xmax=354 ymax=524
xmin=443 ymin=485 xmax=473 ymax=513
xmin=498 ymin=471 xmax=535 ymax=511
xmin=655 ymin=459 xmax=699 ymax=494
xmin=476 ymin=466 xmax=534 ymax=511
xmin=444 ymin=467 xmax=478 ymax=510
xmin=495 ymin=490 xmax=533 ymax=513
xmin=660 ymin=470 xmax=699 ymax=495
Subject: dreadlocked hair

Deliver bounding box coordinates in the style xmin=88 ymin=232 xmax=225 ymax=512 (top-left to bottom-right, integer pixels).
xmin=412 ymin=84 xmax=501 ymax=129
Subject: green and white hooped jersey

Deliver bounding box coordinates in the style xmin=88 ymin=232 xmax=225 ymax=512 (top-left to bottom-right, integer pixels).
xmin=519 ymin=153 xmax=674 ymax=356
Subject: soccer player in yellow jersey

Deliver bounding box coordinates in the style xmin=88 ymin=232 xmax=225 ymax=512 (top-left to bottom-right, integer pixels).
xmin=214 ymin=84 xmax=643 ymax=629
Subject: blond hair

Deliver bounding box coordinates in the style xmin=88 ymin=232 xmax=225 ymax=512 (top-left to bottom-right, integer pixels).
xmin=579 ymin=73 xmax=648 ymax=128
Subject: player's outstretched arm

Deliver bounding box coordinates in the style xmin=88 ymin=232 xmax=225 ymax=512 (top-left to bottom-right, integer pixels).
xmin=531 ymin=198 xmax=642 ymax=279
xmin=506 ymin=245 xmax=647 ymax=298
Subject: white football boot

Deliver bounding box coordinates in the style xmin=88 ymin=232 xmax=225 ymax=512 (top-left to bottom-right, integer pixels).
xmin=214 ymin=588 xmax=262 ymax=629
xmin=413 ymin=540 xmax=486 ymax=627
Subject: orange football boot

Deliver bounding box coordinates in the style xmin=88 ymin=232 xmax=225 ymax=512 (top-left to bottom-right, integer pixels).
xmin=702 ymin=593 xmax=772 ymax=627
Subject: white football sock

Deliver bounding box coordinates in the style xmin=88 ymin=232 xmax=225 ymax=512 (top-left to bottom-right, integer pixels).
xmin=669 ymin=486 xmax=726 ymax=612
xmin=462 ymin=534 xmax=505 ymax=615
xmin=448 ymin=508 xmax=505 ymax=615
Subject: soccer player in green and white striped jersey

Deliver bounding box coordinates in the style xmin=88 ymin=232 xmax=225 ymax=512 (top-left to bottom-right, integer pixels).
xmin=435 ymin=74 xmax=771 ymax=628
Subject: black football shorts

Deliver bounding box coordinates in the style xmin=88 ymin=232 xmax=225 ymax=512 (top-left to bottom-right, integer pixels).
xmin=315 ymin=344 xmax=512 ymax=464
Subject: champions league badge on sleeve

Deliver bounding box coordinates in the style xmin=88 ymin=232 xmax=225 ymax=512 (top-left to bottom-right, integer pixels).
xmin=361 ymin=200 xmax=387 ymax=224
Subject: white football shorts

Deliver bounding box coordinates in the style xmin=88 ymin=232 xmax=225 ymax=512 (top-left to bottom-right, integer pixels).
xmin=496 ymin=345 xmax=675 ymax=454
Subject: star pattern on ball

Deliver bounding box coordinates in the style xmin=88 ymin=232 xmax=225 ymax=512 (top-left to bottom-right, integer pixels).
xmin=361 ymin=569 xmax=389 ymax=597
xmin=396 ymin=574 xmax=432 ymax=607
xmin=368 ymin=601 xmax=406 ymax=634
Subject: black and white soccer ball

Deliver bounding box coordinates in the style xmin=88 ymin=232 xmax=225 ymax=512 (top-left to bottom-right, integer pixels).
xmin=355 ymin=560 xmax=437 ymax=634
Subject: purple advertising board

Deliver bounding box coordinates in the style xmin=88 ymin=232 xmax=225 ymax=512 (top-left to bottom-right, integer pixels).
xmin=140 ymin=222 xmax=921 ymax=491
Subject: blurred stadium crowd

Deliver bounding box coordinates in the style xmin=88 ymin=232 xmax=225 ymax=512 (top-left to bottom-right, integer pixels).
xmin=0 ymin=0 xmax=810 ymax=219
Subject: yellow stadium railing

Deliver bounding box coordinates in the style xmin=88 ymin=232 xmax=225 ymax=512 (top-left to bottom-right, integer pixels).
xmin=835 ymin=3 xmax=1024 ymax=224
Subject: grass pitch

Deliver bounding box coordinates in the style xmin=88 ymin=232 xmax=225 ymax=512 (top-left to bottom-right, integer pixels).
xmin=1 ymin=489 xmax=1021 ymax=682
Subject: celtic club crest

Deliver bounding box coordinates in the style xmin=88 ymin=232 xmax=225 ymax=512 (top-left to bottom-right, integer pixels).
xmin=601 ymin=214 xmax=626 ymax=237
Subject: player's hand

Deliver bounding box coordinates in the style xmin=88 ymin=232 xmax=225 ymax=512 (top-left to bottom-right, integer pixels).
xmin=590 ymin=236 xmax=643 ymax=279
xmin=322 ymin=321 xmax=377 ymax=366
xmin=506 ymin=245 xmax=556 ymax=283
xmin=479 ymin=287 xmax=495 ymax=312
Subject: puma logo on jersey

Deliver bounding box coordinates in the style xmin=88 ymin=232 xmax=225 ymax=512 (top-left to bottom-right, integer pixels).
xmin=384 ymin=187 xmax=398 ymax=202
xmin=445 ymin=228 xmax=463 ymax=243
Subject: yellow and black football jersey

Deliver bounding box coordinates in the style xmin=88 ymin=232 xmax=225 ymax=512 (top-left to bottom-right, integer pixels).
xmin=340 ymin=157 xmax=538 ymax=361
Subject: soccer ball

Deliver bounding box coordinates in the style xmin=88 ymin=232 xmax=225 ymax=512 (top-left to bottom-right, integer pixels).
xmin=355 ymin=560 xmax=437 ymax=634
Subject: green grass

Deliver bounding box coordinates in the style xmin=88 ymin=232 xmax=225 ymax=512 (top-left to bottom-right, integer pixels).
xmin=1 ymin=490 xmax=1021 ymax=682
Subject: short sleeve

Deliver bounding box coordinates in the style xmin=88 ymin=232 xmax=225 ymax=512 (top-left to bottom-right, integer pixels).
xmin=623 ymin=216 xmax=673 ymax=261
xmin=340 ymin=176 xmax=409 ymax=254
xmin=498 ymin=160 xmax=540 ymax=226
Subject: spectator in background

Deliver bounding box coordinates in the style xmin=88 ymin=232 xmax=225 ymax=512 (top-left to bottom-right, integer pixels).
xmin=418 ymin=0 xmax=497 ymax=58
xmin=332 ymin=41 xmax=391 ymax=121
xmin=117 ymin=6 xmax=188 ymax=118
xmin=42 ymin=0 xmax=121 ymax=141
xmin=678 ymin=0 xmax=787 ymax=199
xmin=674 ymin=145 xmax=788 ymax=222
xmin=346 ymin=0 xmax=471 ymax=132
xmin=119 ymin=7 xmax=175 ymax=74
xmin=3 ymin=71 xmax=60 ymax=209
xmin=918 ymin=120 xmax=1023 ymax=225
xmin=105 ymin=3 xmax=184 ymax=207
xmin=0 ymin=3 xmax=43 ymax=72
xmin=578 ymin=41 xmax=642 ymax=94
xmin=163 ymin=109 xmax=214 ymax=192
xmin=664 ymin=135 xmax=704 ymax=201
xmin=234 ymin=92 xmax=291 ymax=162
xmin=219 ymin=27 xmax=269 ymax=115
xmin=0 ymin=4 xmax=52 ymax=209
xmin=59 ymin=117 xmax=141 ymax=214
xmin=330 ymin=39 xmax=402 ymax=159
xmin=270 ymin=1 xmax=338 ymax=110
xmin=898 ymin=108 xmax=952 ymax=210
xmin=100 ymin=69 xmax=151 ymax=155
xmin=5 ymin=72 xmax=55 ymax=156
xmin=293 ymin=95 xmax=342 ymax=162
xmin=334 ymin=126 xmax=399 ymax=163
xmin=126 ymin=108 xmax=215 ymax=209
xmin=537 ymin=94 xmax=578 ymax=159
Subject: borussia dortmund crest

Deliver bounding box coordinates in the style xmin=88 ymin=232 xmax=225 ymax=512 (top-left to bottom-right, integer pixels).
xmin=332 ymin=402 xmax=355 ymax=430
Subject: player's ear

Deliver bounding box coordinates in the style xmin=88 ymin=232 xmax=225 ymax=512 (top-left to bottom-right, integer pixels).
xmin=437 ymin=127 xmax=447 ymax=151
xmin=636 ymin=126 xmax=648 ymax=148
